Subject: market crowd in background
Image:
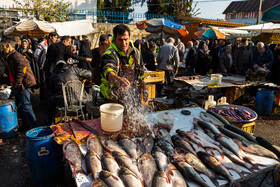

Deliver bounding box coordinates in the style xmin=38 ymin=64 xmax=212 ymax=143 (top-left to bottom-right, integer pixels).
xmin=1 ymin=28 xmax=280 ymax=130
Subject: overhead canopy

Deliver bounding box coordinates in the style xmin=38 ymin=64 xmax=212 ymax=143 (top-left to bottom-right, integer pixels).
xmin=194 ymin=27 xmax=226 ymax=39
xmin=51 ymin=19 xmax=97 ymax=36
xmin=4 ymin=20 xmax=55 ymax=38
xmin=136 ymin=18 xmax=188 ymax=37
xmin=262 ymin=4 xmax=280 ymax=22
xmin=234 ymin=22 xmax=280 ymax=33
xmin=212 ymin=27 xmax=260 ymax=38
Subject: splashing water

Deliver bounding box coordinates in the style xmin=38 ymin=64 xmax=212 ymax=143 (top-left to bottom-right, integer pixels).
xmin=119 ymin=86 xmax=149 ymax=131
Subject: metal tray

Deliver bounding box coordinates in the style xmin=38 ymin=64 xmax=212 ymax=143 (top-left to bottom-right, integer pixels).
xmin=209 ymin=104 xmax=258 ymax=123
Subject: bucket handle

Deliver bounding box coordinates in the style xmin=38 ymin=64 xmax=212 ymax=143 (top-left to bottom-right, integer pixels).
xmin=10 ymin=102 xmax=16 ymax=112
xmin=100 ymin=110 xmax=122 ymax=116
xmin=38 ymin=147 xmax=49 ymax=156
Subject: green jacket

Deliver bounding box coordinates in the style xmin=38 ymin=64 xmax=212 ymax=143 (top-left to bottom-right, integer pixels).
xmin=100 ymin=38 xmax=143 ymax=99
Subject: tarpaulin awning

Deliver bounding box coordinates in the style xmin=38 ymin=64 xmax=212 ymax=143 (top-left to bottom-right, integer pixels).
xmin=262 ymin=4 xmax=280 ymax=22
xmin=212 ymin=27 xmax=260 ymax=38
xmin=194 ymin=27 xmax=226 ymax=39
xmin=234 ymin=22 xmax=280 ymax=33
xmin=50 ymin=19 xmax=97 ymax=36
xmin=4 ymin=20 xmax=55 ymax=38
xmin=136 ymin=18 xmax=188 ymax=37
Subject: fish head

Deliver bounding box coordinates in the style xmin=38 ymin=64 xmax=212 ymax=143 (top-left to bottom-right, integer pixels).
xmin=120 ymin=167 xmax=132 ymax=175
xmin=103 ymin=152 xmax=113 ymax=158
xmin=99 ymin=170 xmax=111 ymax=179
xmin=117 ymin=134 xmax=127 ymax=140
xmin=196 ymin=151 xmax=210 ymax=160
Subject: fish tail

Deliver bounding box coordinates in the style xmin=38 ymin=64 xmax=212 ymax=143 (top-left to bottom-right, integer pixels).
xmin=229 ymin=181 xmax=241 ymax=187
xmin=240 ymin=170 xmax=251 ymax=177
xmin=210 ymin=176 xmax=220 ymax=186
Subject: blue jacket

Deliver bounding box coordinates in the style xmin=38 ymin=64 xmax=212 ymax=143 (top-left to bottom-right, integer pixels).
xmin=252 ymin=46 xmax=274 ymax=70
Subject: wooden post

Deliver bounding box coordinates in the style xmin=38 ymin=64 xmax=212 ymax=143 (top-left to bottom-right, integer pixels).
xmin=257 ymin=0 xmax=263 ymax=24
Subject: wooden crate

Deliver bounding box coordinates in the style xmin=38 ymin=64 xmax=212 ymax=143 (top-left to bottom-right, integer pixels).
xmin=232 ymin=121 xmax=256 ymax=135
xmin=144 ymin=71 xmax=165 ymax=84
xmin=142 ymin=84 xmax=156 ymax=105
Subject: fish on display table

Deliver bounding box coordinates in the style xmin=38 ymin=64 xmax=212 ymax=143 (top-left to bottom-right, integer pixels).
xmin=112 ymin=151 xmax=142 ymax=180
xmin=165 ymin=163 xmax=187 ymax=187
xmin=171 ymin=135 xmax=196 ymax=155
xmin=190 ymin=129 xmax=219 ymax=146
xmin=220 ymin=146 xmax=255 ymax=171
xmin=189 ymin=141 xmax=206 ymax=153
xmin=152 ymin=146 xmax=170 ymax=171
xmin=155 ymin=137 xmax=175 ymax=157
xmin=99 ymin=170 xmax=125 ymax=187
xmin=152 ymin=170 xmax=172 ymax=187
xmin=173 ymin=160 xmax=210 ymax=187
xmin=135 ymin=138 xmax=146 ymax=158
xmin=143 ymin=134 xmax=154 ymax=154
xmin=63 ymin=138 xmax=85 ymax=177
xmin=197 ymin=151 xmax=239 ymax=186
xmin=175 ymin=147 xmax=219 ymax=186
xmin=119 ymin=167 xmax=144 ymax=187
xmin=224 ymin=123 xmax=257 ymax=143
xmin=194 ymin=118 xmax=221 ymax=136
xmin=138 ymin=153 xmax=157 ymax=187
xmin=216 ymin=134 xmax=243 ymax=158
xmin=186 ymin=131 xmax=223 ymax=154
xmin=100 ymin=135 xmax=128 ymax=156
xmin=87 ymin=134 xmax=103 ymax=158
xmin=101 ymin=152 xmax=120 ymax=176
xmin=206 ymin=110 xmax=231 ymax=126
xmin=206 ymin=148 xmax=250 ymax=177
xmin=117 ymin=134 xmax=138 ymax=161
xmin=91 ymin=179 xmax=108 ymax=187
xmin=200 ymin=111 xmax=225 ymax=127
xmin=85 ymin=150 xmax=102 ymax=180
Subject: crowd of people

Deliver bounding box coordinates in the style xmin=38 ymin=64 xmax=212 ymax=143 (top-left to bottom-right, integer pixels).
xmin=1 ymin=24 xmax=280 ymax=131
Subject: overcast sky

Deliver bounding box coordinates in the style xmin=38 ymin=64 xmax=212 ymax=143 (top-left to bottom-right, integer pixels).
xmin=0 ymin=0 xmax=231 ymax=19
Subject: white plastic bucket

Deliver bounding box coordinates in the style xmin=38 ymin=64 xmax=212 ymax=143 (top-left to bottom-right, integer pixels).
xmin=211 ymin=74 xmax=223 ymax=85
xmin=100 ymin=103 xmax=124 ymax=132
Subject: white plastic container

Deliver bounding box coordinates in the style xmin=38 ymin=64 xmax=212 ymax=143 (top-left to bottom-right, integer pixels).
xmin=211 ymin=74 xmax=223 ymax=85
xmin=204 ymin=95 xmax=216 ymax=110
xmin=217 ymin=97 xmax=229 ymax=105
xmin=100 ymin=103 xmax=124 ymax=132
xmin=157 ymin=112 xmax=176 ymax=131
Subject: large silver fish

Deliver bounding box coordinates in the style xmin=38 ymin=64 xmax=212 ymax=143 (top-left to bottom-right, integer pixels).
xmin=138 ymin=153 xmax=157 ymax=187
xmin=87 ymin=134 xmax=103 ymax=158
xmin=99 ymin=170 xmax=125 ymax=187
xmin=143 ymin=134 xmax=154 ymax=154
xmin=194 ymin=118 xmax=221 ymax=136
xmin=85 ymin=150 xmax=102 ymax=180
xmin=119 ymin=167 xmax=144 ymax=187
xmin=117 ymin=134 xmax=138 ymax=160
xmin=101 ymin=152 xmax=120 ymax=176
xmin=171 ymin=135 xmax=196 ymax=155
xmin=63 ymin=138 xmax=85 ymax=177
xmin=100 ymin=135 xmax=127 ymax=156
xmin=112 ymin=151 xmax=142 ymax=180
xmin=165 ymin=163 xmax=187 ymax=187
xmin=199 ymin=112 xmax=225 ymax=127
xmin=152 ymin=146 xmax=170 ymax=171
xmin=152 ymin=170 xmax=172 ymax=187
xmin=135 ymin=138 xmax=146 ymax=158
xmin=190 ymin=129 xmax=219 ymax=146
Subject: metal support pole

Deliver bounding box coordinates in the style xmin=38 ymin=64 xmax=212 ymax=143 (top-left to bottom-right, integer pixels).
xmin=257 ymin=0 xmax=263 ymax=24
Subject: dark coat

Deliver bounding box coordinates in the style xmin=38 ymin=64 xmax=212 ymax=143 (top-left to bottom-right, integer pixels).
xmin=50 ymin=65 xmax=92 ymax=106
xmin=79 ymin=39 xmax=92 ymax=58
xmin=196 ymin=49 xmax=211 ymax=75
xmin=91 ymin=47 xmax=102 ymax=85
xmin=6 ymin=50 xmax=36 ymax=90
xmin=0 ymin=54 xmax=10 ymax=84
xmin=185 ymin=47 xmax=196 ymax=69
xmin=142 ymin=48 xmax=156 ymax=71
xmin=219 ymin=51 xmax=233 ymax=73
xmin=252 ymin=46 xmax=274 ymax=70
xmin=44 ymin=42 xmax=86 ymax=73
xmin=233 ymin=46 xmax=253 ymax=74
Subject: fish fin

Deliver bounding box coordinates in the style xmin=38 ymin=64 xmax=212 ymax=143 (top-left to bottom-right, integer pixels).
xmin=240 ymin=170 xmax=250 ymax=177
xmin=211 ymin=176 xmax=220 ymax=186
xmin=229 ymin=181 xmax=241 ymax=187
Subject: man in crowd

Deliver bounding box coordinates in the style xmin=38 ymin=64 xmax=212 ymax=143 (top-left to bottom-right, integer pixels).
xmin=157 ymin=37 xmax=179 ymax=85
xmin=218 ymin=40 xmax=226 ymax=54
xmin=142 ymin=41 xmax=156 ymax=71
xmin=252 ymin=42 xmax=274 ymax=79
xmin=34 ymin=32 xmax=58 ymax=103
xmin=79 ymin=35 xmax=93 ymax=71
xmin=184 ymin=41 xmax=196 ymax=75
xmin=44 ymin=35 xmax=92 ymax=75
xmin=91 ymin=34 xmax=110 ymax=85
xmin=233 ymin=39 xmax=253 ymax=75
xmin=176 ymin=38 xmax=185 ymax=62
xmin=0 ymin=51 xmax=9 ymax=85
xmin=219 ymin=45 xmax=234 ymax=73
xmin=1 ymin=37 xmax=37 ymax=130
xmin=48 ymin=60 xmax=92 ymax=123
xmin=100 ymin=24 xmax=147 ymax=102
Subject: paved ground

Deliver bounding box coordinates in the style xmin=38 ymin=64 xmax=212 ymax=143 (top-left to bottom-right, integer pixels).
xmin=0 ymin=91 xmax=279 ymax=187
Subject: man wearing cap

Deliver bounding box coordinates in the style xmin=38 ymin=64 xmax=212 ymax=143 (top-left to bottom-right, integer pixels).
xmin=100 ymin=24 xmax=147 ymax=102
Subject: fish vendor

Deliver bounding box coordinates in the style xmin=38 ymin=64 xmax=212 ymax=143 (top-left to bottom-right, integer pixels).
xmin=100 ymin=24 xmax=148 ymax=103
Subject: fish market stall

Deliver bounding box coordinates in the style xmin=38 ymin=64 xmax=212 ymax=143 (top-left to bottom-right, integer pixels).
xmin=53 ymin=106 xmax=280 ymax=187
